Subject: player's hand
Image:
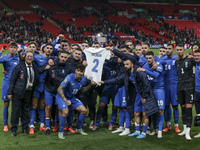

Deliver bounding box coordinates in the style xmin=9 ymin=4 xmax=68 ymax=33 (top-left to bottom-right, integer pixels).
xmin=130 ymin=52 xmax=134 ymax=56
xmin=152 ymin=63 xmax=158 ymax=70
xmin=177 ymin=57 xmax=180 ymax=60
xmin=82 ymin=60 xmax=87 ymax=66
xmin=58 ymin=34 xmax=65 ymax=40
xmin=48 ymin=59 xmax=54 ymax=66
xmin=45 ymin=65 xmax=51 ymax=70
xmin=7 ymin=95 xmax=12 ymax=100
xmin=141 ymin=98 xmax=146 ymax=104
xmin=17 ymin=48 xmax=23 ymax=53
xmin=3 ymin=70 xmax=7 ymax=75
xmin=118 ymin=58 xmax=122 ymax=63
xmin=65 ymin=100 xmax=71 ymax=106
xmin=99 ymin=81 xmax=105 ymax=85
xmin=137 ymin=68 xmax=145 ymax=72
xmin=105 ymin=47 xmax=110 ymax=50
xmin=0 ymin=47 xmax=6 ymax=53
xmin=188 ymin=55 xmax=194 ymax=58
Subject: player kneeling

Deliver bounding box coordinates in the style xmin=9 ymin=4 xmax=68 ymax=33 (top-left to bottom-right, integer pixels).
xmin=56 ymin=64 xmax=96 ymax=139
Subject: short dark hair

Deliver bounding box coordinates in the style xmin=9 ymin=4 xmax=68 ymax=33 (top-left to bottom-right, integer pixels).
xmin=160 ymin=46 xmax=166 ymax=49
xmin=143 ymin=42 xmax=150 ymax=48
xmin=120 ymin=44 xmax=129 ymax=50
xmin=177 ymin=44 xmax=184 ymax=48
xmin=76 ymin=64 xmax=85 ymax=72
xmin=74 ymin=47 xmax=83 ymax=53
xmin=145 ymin=51 xmax=154 ymax=56
xmin=72 ymin=44 xmax=80 ymax=48
xmin=43 ymin=43 xmax=53 ymax=52
xmin=167 ymin=44 xmax=174 ymax=49
xmin=60 ymin=39 xmax=69 ymax=43
xmin=93 ymin=42 xmax=100 ymax=46
xmin=125 ymin=40 xmax=132 ymax=44
xmin=82 ymin=42 xmax=89 ymax=45
xmin=194 ymin=49 xmax=200 ymax=53
xmin=9 ymin=42 xmax=18 ymax=47
xmin=59 ymin=51 xmax=68 ymax=56
xmin=28 ymin=41 xmax=37 ymax=47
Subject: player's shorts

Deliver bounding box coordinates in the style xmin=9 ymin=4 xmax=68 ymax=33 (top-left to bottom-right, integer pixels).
xmin=56 ymin=94 xmax=83 ymax=110
xmin=33 ymin=85 xmax=45 ymax=100
xmin=153 ymin=88 xmax=165 ymax=110
xmin=165 ymin=84 xmax=179 ymax=106
xmin=114 ymin=86 xmax=127 ymax=107
xmin=134 ymin=93 xmax=144 ymax=112
xmin=1 ymin=80 xmax=9 ymax=101
xmin=177 ymin=90 xmax=194 ymax=105
xmin=99 ymin=85 xmax=117 ymax=104
xmin=45 ymin=90 xmax=56 ymax=106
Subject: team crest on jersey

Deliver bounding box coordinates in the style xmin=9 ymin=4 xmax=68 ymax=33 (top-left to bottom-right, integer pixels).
xmin=185 ymin=62 xmax=188 ymax=67
xmin=14 ymin=62 xmax=17 ymax=65
xmin=64 ymin=78 xmax=67 ymax=83
xmin=172 ymin=60 xmax=175 ymax=65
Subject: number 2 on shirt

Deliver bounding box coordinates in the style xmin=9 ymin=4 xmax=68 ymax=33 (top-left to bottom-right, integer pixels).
xmin=92 ymin=59 xmax=99 ymax=73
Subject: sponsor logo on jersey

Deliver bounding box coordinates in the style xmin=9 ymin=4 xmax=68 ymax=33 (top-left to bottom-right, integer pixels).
xmin=64 ymin=78 xmax=67 ymax=83
xmin=62 ymin=69 xmax=65 ymax=74
xmin=172 ymin=60 xmax=175 ymax=65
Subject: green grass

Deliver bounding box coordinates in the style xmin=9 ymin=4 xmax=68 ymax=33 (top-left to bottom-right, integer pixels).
xmin=0 ymin=49 xmax=200 ymax=150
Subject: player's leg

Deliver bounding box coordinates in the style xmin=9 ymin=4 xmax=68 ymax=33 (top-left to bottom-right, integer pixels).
xmin=119 ymin=107 xmax=130 ymax=136
xmin=184 ymin=90 xmax=194 ymax=140
xmin=39 ymin=98 xmax=46 ymax=131
xmin=109 ymin=94 xmax=118 ymax=130
xmin=29 ymin=95 xmax=39 ymax=134
xmin=2 ymin=80 xmax=11 ymax=131
xmin=163 ymin=85 xmax=171 ymax=132
xmin=136 ymin=111 xmax=149 ymax=139
xmin=170 ymin=84 xmax=180 ymax=132
xmin=66 ymin=109 xmax=75 ymax=133
xmin=3 ymin=101 xmax=9 ymax=131
xmin=93 ymin=94 xmax=108 ymax=130
xmin=74 ymin=100 xmax=88 ymax=135
xmin=177 ymin=91 xmax=187 ymax=136
xmin=112 ymin=107 xmax=124 ymax=133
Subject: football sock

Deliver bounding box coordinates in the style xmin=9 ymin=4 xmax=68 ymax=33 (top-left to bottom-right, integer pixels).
xmin=110 ymin=109 xmax=117 ymax=126
xmin=55 ymin=109 xmax=59 ymax=126
xmin=186 ymin=108 xmax=192 ymax=128
xmin=173 ymin=105 xmax=179 ymax=124
xmin=30 ymin=108 xmax=36 ymax=126
xmin=124 ymin=110 xmax=130 ymax=128
xmin=46 ymin=118 xmax=51 ymax=129
xmin=3 ymin=106 xmax=8 ymax=126
xmin=181 ymin=107 xmax=186 ymax=125
xmin=157 ymin=114 xmax=164 ymax=131
xmin=168 ymin=106 xmax=172 ymax=122
xmin=95 ymin=109 xmax=103 ymax=126
xmin=77 ymin=114 xmax=86 ymax=129
xmin=119 ymin=109 xmax=125 ymax=127
xmin=67 ymin=109 xmax=73 ymax=128
xmin=59 ymin=115 xmax=67 ymax=133
xmin=142 ymin=124 xmax=148 ymax=135
xmin=164 ymin=105 xmax=169 ymax=123
xmin=39 ymin=108 xmax=45 ymax=124
xmin=135 ymin=122 xmax=140 ymax=132
xmin=152 ymin=113 xmax=157 ymax=130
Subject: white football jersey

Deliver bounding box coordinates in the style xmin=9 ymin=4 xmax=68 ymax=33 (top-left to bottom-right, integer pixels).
xmin=84 ymin=47 xmax=111 ymax=84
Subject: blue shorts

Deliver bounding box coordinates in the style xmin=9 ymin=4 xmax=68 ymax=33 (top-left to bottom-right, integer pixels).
xmin=1 ymin=80 xmax=9 ymax=101
xmin=45 ymin=90 xmax=56 ymax=106
xmin=165 ymin=84 xmax=178 ymax=106
xmin=154 ymin=88 xmax=165 ymax=110
xmin=33 ymin=86 xmax=45 ymax=100
xmin=134 ymin=93 xmax=144 ymax=112
xmin=114 ymin=86 xmax=127 ymax=107
xmin=56 ymin=94 xmax=83 ymax=110
xmin=99 ymin=85 xmax=117 ymax=104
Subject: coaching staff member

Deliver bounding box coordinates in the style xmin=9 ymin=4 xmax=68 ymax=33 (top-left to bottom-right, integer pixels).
xmin=7 ymin=51 xmax=37 ymax=136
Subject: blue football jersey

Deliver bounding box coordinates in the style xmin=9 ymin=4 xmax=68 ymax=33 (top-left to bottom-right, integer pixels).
xmin=0 ymin=53 xmax=19 ymax=81
xmin=137 ymin=55 xmax=146 ymax=67
xmin=143 ymin=63 xmax=164 ymax=89
xmin=161 ymin=54 xmax=178 ymax=85
xmin=61 ymin=73 xmax=87 ymax=99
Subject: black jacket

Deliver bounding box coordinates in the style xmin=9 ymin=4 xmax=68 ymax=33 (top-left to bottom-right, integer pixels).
xmin=7 ymin=61 xmax=37 ymax=98
xmin=38 ymin=59 xmax=75 ymax=95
